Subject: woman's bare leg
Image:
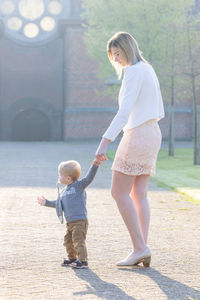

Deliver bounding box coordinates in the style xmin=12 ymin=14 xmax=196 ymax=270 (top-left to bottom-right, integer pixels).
xmin=111 ymin=171 xmax=146 ymax=252
xmin=131 ymin=175 xmax=150 ymax=244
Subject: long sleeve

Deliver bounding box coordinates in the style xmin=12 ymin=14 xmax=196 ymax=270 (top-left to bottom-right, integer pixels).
xmin=79 ymin=164 xmax=98 ymax=189
xmin=103 ymin=67 xmax=143 ymax=141
xmin=44 ymin=199 xmax=57 ymax=208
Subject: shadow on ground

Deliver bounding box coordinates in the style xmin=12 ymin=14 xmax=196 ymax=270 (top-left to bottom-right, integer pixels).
xmin=72 ymin=268 xmax=136 ymax=300
xmin=118 ymin=267 xmax=200 ymax=300
xmin=71 ymin=266 xmax=200 ymax=300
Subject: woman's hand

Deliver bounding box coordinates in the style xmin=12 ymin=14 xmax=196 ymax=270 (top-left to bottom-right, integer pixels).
xmin=95 ymin=138 xmax=111 ymax=161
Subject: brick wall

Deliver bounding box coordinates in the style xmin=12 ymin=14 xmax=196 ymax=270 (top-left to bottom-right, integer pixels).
xmin=63 ymin=23 xmax=116 ymax=140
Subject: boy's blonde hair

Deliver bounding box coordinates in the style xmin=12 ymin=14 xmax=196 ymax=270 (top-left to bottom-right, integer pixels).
xmin=107 ymin=31 xmax=148 ymax=79
xmin=58 ymin=160 xmax=81 ymax=181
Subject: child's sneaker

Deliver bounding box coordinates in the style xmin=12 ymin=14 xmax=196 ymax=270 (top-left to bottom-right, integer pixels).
xmin=71 ymin=260 xmax=88 ymax=269
xmin=61 ymin=258 xmax=76 ymax=267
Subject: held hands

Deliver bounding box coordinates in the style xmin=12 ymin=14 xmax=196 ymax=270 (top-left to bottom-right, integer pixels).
xmin=37 ymin=196 xmax=46 ymax=206
xmin=93 ymin=157 xmax=102 ymax=166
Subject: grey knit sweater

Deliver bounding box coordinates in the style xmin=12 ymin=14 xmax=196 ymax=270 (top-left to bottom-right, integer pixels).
xmin=44 ymin=164 xmax=98 ymax=223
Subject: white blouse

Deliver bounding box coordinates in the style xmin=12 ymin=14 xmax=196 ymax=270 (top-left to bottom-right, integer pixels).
xmin=103 ymin=61 xmax=165 ymax=141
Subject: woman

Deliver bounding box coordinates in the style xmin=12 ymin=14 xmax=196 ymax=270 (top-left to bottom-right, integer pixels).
xmin=95 ymin=32 xmax=165 ymax=267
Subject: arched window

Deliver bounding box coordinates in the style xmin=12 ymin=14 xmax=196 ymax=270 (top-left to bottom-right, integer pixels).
xmin=0 ymin=0 xmax=70 ymax=44
xmin=12 ymin=108 xmax=51 ymax=141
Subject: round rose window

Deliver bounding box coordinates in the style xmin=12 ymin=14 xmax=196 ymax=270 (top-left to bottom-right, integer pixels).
xmin=0 ymin=0 xmax=70 ymax=44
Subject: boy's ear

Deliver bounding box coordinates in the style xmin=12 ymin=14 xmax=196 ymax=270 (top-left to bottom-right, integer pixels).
xmin=66 ymin=175 xmax=73 ymax=182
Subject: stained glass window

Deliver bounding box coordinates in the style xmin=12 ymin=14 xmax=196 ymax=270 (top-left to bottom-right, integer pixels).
xmin=0 ymin=0 xmax=70 ymax=43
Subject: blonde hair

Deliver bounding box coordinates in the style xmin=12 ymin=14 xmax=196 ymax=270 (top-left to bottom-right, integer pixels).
xmin=58 ymin=160 xmax=81 ymax=181
xmin=107 ymin=31 xmax=148 ymax=79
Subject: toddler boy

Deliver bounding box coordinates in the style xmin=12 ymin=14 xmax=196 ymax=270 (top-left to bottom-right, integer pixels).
xmin=38 ymin=158 xmax=101 ymax=269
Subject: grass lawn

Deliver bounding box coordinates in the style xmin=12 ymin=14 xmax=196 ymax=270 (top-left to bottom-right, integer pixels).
xmin=107 ymin=148 xmax=200 ymax=204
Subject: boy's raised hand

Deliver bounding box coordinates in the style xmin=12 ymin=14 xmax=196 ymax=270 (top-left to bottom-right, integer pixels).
xmin=93 ymin=157 xmax=102 ymax=166
xmin=37 ymin=196 xmax=46 ymax=206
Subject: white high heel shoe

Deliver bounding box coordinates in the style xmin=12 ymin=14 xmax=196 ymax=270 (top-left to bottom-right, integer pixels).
xmin=116 ymin=247 xmax=151 ymax=267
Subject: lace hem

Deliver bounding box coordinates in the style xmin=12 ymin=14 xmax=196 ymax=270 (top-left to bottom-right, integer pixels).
xmin=112 ymin=158 xmax=155 ymax=176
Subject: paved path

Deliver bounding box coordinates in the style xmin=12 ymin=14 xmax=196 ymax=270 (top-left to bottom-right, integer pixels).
xmin=0 ymin=141 xmax=199 ymax=300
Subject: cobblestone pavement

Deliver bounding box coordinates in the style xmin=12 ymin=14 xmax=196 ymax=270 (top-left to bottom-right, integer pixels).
xmin=0 ymin=141 xmax=199 ymax=300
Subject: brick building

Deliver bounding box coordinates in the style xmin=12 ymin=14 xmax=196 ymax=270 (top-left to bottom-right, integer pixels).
xmin=0 ymin=0 xmax=194 ymax=141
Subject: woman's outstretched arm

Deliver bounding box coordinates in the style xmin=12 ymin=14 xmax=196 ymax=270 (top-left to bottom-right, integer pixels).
xmin=95 ymin=137 xmax=111 ymax=161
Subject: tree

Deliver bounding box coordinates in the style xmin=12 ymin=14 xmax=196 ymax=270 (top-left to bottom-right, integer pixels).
xmin=183 ymin=1 xmax=200 ymax=164
xmin=154 ymin=0 xmax=199 ymax=157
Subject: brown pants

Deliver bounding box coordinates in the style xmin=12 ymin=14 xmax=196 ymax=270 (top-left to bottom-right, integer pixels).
xmin=63 ymin=219 xmax=88 ymax=262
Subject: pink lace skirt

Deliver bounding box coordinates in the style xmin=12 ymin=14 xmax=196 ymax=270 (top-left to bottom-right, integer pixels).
xmin=112 ymin=120 xmax=162 ymax=176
